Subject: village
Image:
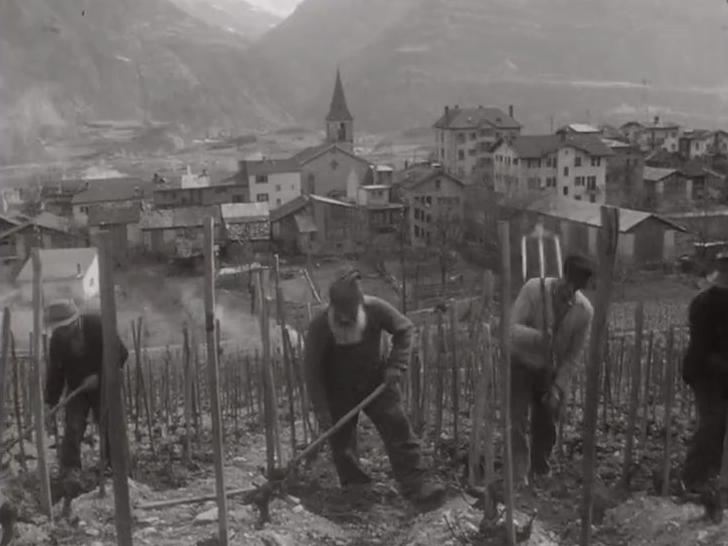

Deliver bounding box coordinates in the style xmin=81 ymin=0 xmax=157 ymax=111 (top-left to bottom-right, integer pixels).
xmin=1 ymin=69 xmax=728 ymax=546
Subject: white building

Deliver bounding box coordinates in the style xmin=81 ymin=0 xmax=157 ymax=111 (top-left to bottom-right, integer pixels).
xmin=491 ymin=133 xmax=614 ymax=204
xmin=14 ymin=247 xmax=99 ymax=303
xmin=245 ymin=159 xmax=301 ymax=209
xmin=180 ymin=166 xmax=211 ymax=188
xmin=432 ymin=105 xmax=521 ymax=181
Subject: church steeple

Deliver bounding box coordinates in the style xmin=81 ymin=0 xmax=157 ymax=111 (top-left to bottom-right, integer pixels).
xmin=325 ymin=68 xmax=354 ymax=151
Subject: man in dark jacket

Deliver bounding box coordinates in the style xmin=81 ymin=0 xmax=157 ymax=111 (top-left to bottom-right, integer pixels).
xmin=303 ymin=269 xmax=446 ymax=511
xmin=44 ymin=299 xmax=129 ymax=482
xmin=681 ymin=252 xmax=728 ymax=493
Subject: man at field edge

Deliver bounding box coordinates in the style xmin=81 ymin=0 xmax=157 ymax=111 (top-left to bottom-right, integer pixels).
xmin=510 ymin=253 xmax=595 ymax=487
xmin=681 ymin=251 xmax=728 ymax=496
xmin=303 ymin=268 xmax=447 ymax=511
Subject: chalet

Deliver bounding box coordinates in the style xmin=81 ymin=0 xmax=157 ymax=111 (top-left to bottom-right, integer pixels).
xmin=353 ymin=185 xmax=405 ymax=248
xmin=139 ymin=206 xmax=223 ymax=259
xmin=71 ymin=178 xmax=152 ymax=225
xmin=393 ymin=166 xmax=467 ymax=247
xmin=0 ymin=211 xmax=83 ymax=263
xmin=505 ymin=195 xmax=685 ymax=269
xmin=14 ymin=247 xmax=99 ymax=302
xmin=241 ymin=159 xmax=301 ymax=208
xmin=87 ymin=204 xmax=143 ymax=268
xmin=270 ymin=194 xmax=358 ymax=255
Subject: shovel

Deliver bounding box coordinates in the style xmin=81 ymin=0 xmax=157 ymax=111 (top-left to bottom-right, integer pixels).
xmin=3 ymin=374 xmax=100 ymax=452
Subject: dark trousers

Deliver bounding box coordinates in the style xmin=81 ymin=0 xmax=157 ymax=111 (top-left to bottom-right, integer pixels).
xmin=682 ymin=380 xmax=727 ymax=489
xmin=510 ymin=360 xmax=561 ymax=483
xmin=60 ymin=390 xmax=111 ymax=473
xmin=325 ymin=374 xmax=426 ymax=494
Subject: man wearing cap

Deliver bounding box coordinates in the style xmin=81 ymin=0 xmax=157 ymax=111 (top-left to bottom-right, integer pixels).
xmin=510 ymin=254 xmax=595 ymax=487
xmin=303 ymin=269 xmax=446 ymax=511
xmin=44 ymin=300 xmax=129 ymax=485
xmin=681 ymin=252 xmax=728 ymax=496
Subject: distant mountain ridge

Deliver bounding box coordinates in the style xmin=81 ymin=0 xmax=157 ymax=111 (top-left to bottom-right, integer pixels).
xmin=166 ymin=0 xmax=282 ymax=40
xmin=0 ymin=0 xmax=293 ymax=163
xmin=251 ymin=0 xmax=728 ymax=132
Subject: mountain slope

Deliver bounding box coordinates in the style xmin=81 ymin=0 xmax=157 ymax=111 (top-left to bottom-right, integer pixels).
xmin=256 ymin=0 xmax=728 ymax=131
xmin=0 ymin=0 xmax=292 ymax=163
xmin=166 ymin=0 xmax=281 ymax=40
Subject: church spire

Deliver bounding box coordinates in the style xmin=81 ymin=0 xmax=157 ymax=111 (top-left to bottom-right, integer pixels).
xmin=326 ymin=68 xmax=353 ymax=122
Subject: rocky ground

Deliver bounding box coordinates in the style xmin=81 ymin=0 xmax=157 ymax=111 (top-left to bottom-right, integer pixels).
xmin=2 ymin=406 xmax=727 ymax=546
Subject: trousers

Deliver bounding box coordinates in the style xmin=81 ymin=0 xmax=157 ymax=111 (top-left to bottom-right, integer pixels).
xmin=682 ymin=380 xmax=727 ymax=489
xmin=510 ymin=359 xmax=562 ymax=483
xmin=324 ymin=371 xmax=427 ymax=494
xmin=60 ymin=390 xmax=112 ymax=473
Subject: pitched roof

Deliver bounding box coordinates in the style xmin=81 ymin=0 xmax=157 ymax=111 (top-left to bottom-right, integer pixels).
xmin=245 ymin=159 xmax=301 ymax=176
xmin=326 ymin=68 xmax=353 ymax=122
xmin=681 ymin=129 xmax=713 ymax=140
xmin=435 ymin=107 xmax=518 ymax=130
xmin=433 ymin=106 xmax=521 ymax=130
xmin=15 ymin=247 xmax=97 ymax=282
xmin=0 ymin=211 xmax=71 ymax=240
xmin=309 ymin=194 xmax=354 ymax=207
xmin=87 ymin=204 xmax=141 ymax=226
xmin=71 ymin=178 xmax=152 ymax=205
xmin=507 ymin=134 xmax=614 ymax=159
xmin=521 ymin=195 xmax=685 ymax=233
xmin=289 ymin=142 xmax=372 ymax=167
xmin=643 ymin=167 xmax=678 ymax=182
xmin=269 ymin=195 xmax=309 ymax=223
xmin=220 ymin=202 xmax=269 ymax=221
xmin=558 ymin=123 xmax=600 ymax=134
xmin=294 ymin=213 xmax=317 ymax=233
xmin=395 ymin=166 xmax=466 ymax=191
xmin=139 ymin=206 xmax=221 ymax=230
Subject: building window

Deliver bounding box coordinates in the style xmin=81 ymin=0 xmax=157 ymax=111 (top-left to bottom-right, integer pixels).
xmin=513 ymin=158 xmax=518 ymax=165
xmin=575 ymin=195 xmax=582 ymax=201
xmin=589 ymin=195 xmax=596 ymax=203
xmin=458 ymin=150 xmax=465 ymax=160
xmin=470 ymin=132 xmax=476 ymax=140
xmin=256 ymin=193 xmax=269 ymax=202
xmin=276 ymin=198 xmax=282 ymax=206
xmin=587 ymin=176 xmax=597 ymax=190
xmin=255 ymin=175 xmax=268 ymax=184
xmin=575 ymin=157 xmax=582 ymax=167
xmin=435 ymin=180 xmax=441 ymax=190
xmin=275 ymin=184 xmax=281 ymax=192
xmin=330 ymin=160 xmax=339 ymax=170
xmin=563 ymin=186 xmax=569 ymax=196
xmin=233 ymin=195 xmax=245 ymax=203
xmin=563 ymin=167 xmax=569 ymax=176
xmin=591 ymin=157 xmax=601 ymax=167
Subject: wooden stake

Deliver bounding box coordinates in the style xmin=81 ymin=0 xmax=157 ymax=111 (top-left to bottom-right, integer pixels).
xmin=98 ymin=232 xmax=133 ymax=545
xmin=449 ymin=304 xmax=459 ymax=447
xmin=11 ymin=334 xmax=27 ymax=471
xmin=31 ymin=249 xmax=53 ymax=520
xmin=621 ymin=302 xmax=644 ymax=490
xmin=661 ymin=327 xmax=675 ymax=497
xmin=580 ymin=206 xmax=619 ymax=546
xmin=274 ymin=255 xmax=297 ymax=460
xmin=183 ymin=325 xmax=192 ymax=467
xmin=203 ymin=217 xmax=229 ymax=545
xmin=497 ymin=221 xmax=515 ymax=546
xmin=0 ymin=308 xmax=11 ymax=465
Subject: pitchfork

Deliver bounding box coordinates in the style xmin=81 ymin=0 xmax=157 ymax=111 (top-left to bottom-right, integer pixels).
xmin=520 ymin=222 xmax=563 ymax=372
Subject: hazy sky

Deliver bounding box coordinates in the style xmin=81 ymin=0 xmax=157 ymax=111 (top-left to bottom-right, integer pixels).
xmin=245 ymin=0 xmax=302 ymax=17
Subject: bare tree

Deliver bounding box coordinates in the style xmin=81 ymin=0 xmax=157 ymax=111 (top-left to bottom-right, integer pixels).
xmin=429 ymin=209 xmax=465 ymax=290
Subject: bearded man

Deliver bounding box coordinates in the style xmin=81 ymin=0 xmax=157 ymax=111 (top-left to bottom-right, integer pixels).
xmin=303 ymin=269 xmax=446 ymax=511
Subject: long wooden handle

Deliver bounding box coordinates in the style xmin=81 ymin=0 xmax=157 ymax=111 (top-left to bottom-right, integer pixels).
xmin=289 ymin=383 xmax=387 ymax=469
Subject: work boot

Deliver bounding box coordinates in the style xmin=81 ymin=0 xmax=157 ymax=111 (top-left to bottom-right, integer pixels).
xmin=407 ymin=473 xmax=447 ymax=512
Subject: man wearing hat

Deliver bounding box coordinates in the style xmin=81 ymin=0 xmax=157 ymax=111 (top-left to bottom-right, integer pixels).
xmin=44 ymin=299 xmax=129 ymax=484
xmin=510 ymin=253 xmax=595 ymax=487
xmin=303 ymin=269 xmax=446 ymax=511
xmin=681 ymin=252 xmax=728 ymax=495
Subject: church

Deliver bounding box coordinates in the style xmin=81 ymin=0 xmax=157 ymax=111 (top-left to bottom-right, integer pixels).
xmin=290 ymin=69 xmax=377 ymax=199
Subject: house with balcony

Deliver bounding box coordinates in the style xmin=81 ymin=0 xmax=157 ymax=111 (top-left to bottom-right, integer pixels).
xmin=679 ymin=130 xmax=717 ymax=160
xmin=392 ymin=165 xmax=467 ymax=248
xmin=620 ymin=117 xmax=681 ymax=153
xmin=490 ymin=133 xmax=614 ymax=204
xmin=432 ymin=105 xmax=521 ymax=182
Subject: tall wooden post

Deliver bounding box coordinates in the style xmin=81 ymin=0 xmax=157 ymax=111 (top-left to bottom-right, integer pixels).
xmin=621 ymin=301 xmax=644 ymax=489
xmin=580 ymin=206 xmax=619 ymax=546
xmin=0 ymin=308 xmax=11 ymax=466
xmin=203 ymin=217 xmax=229 ymax=545
xmin=31 ymin=249 xmax=53 ymax=519
xmin=97 ymin=232 xmax=133 ymax=545
xmin=497 ymin=221 xmax=515 ymax=546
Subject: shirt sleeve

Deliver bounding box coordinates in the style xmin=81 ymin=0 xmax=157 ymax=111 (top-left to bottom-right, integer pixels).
xmin=555 ymin=297 xmax=593 ymax=390
xmin=366 ymin=296 xmax=414 ymax=372
xmin=45 ymin=333 xmax=66 ymax=407
xmin=510 ymin=278 xmax=547 ymax=369
xmin=303 ymin=313 xmax=331 ymax=417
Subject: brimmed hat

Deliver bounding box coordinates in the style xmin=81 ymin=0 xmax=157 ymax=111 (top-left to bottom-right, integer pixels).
xmin=44 ymin=299 xmax=80 ymax=330
xmin=707 ymin=252 xmax=728 ymax=288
